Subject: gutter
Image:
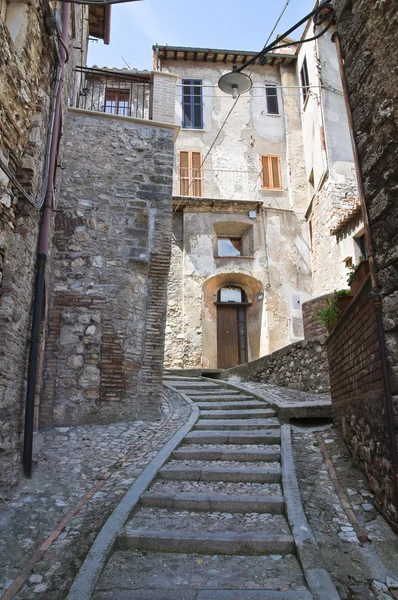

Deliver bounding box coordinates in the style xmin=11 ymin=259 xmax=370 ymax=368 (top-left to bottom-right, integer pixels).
xmin=332 ymin=32 xmax=398 ymax=507
xmin=23 ymin=3 xmax=71 ymax=477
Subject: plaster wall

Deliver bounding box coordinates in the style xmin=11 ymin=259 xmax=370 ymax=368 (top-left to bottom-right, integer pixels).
xmin=297 ymin=28 xmax=363 ymax=296
xmin=162 ymin=60 xmax=303 ymax=210
xmin=164 ymin=206 xmax=311 ymax=369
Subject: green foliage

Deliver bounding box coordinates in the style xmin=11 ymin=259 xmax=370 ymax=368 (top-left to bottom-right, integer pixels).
xmin=317 ymin=289 xmax=352 ymax=332
xmin=347 ymin=256 xmax=364 ymax=285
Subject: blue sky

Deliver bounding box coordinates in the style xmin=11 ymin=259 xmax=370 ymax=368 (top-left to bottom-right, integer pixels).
xmin=88 ymin=0 xmax=316 ymax=70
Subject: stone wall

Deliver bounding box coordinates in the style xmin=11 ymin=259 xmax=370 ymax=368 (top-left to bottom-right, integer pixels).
xmin=332 ymin=0 xmax=398 ymax=517
xmin=302 ymin=294 xmax=331 ymax=339
xmin=220 ymin=336 xmax=330 ymax=394
xmin=0 ymin=3 xmax=88 ymax=488
xmin=326 ymin=277 xmax=396 ymax=525
xmin=41 ymin=110 xmax=175 ymax=425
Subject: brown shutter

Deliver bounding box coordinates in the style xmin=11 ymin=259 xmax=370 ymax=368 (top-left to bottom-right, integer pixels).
xmin=261 ymin=156 xmax=270 ymax=189
xmin=191 ymin=151 xmax=203 ymax=197
xmin=271 ymin=156 xmax=281 ymax=189
xmin=261 ymin=155 xmax=281 ymax=189
xmin=179 ymin=151 xmax=189 ymax=196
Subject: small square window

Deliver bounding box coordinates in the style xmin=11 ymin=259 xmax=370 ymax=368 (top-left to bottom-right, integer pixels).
xmin=217 ymin=237 xmax=242 ymax=257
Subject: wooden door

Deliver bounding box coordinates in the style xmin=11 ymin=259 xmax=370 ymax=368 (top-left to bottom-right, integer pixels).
xmin=217 ymin=305 xmax=241 ymax=369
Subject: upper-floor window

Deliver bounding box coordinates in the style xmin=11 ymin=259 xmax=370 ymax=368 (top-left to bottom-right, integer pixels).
xmin=260 ymin=155 xmax=282 ymax=190
xmin=105 ymin=88 xmax=130 ymax=116
xmin=300 ymin=57 xmax=310 ymax=105
xmin=179 ymin=150 xmax=203 ymax=197
xmin=182 ymin=79 xmax=203 ymax=129
xmin=265 ymin=84 xmax=279 ymax=115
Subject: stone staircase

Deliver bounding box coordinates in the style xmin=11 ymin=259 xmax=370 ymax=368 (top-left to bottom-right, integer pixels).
xmin=93 ymin=377 xmax=314 ymax=599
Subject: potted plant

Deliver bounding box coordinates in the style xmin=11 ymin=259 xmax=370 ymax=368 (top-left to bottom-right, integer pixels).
xmin=317 ymin=289 xmax=353 ymax=333
xmin=347 ymin=257 xmax=370 ymax=296
xmin=334 ymin=288 xmax=353 ymax=311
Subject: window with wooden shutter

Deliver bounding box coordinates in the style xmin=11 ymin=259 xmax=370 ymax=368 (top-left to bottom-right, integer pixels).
xmin=260 ymin=155 xmax=282 ymax=190
xmin=300 ymin=57 xmax=310 ymax=105
xmin=182 ymin=79 xmax=203 ymax=129
xmin=179 ymin=150 xmax=203 ymax=197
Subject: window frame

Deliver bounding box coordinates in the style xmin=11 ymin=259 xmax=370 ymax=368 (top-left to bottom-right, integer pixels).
xmin=104 ymin=88 xmax=131 ymax=116
xmin=300 ymin=57 xmax=310 ymax=107
xmin=265 ymin=84 xmax=279 ymax=116
xmin=182 ymin=79 xmax=203 ymax=129
xmin=260 ymin=155 xmax=283 ymax=191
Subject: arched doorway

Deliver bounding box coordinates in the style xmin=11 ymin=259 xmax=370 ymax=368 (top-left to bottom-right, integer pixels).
xmin=216 ymin=286 xmax=249 ymax=368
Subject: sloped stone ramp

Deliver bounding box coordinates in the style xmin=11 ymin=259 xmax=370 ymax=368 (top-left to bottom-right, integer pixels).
xmin=68 ymin=377 xmax=339 ymax=600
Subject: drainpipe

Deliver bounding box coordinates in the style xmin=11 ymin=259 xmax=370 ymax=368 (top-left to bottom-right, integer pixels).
xmin=332 ymin=32 xmax=398 ymax=506
xmin=23 ymin=3 xmax=71 ymax=477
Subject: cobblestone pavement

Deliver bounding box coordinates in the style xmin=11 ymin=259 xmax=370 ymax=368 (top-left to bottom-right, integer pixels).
xmin=237 ymin=381 xmax=331 ymax=405
xmin=292 ymin=423 xmax=398 ymax=599
xmin=0 ymin=389 xmax=190 ymax=600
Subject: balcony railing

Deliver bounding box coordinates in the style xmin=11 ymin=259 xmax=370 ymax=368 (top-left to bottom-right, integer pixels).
xmin=69 ymin=66 xmax=152 ymax=121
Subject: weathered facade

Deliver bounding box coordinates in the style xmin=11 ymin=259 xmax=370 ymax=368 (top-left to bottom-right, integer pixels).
xmin=298 ymin=26 xmax=365 ymax=296
xmin=156 ymin=46 xmax=313 ymax=370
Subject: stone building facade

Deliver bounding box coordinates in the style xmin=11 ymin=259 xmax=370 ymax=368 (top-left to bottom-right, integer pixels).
xmin=41 ymin=108 xmax=177 ymax=425
xmin=155 ymin=46 xmax=313 ymax=370
xmin=297 ymin=25 xmax=365 ymax=296
xmin=0 ymin=0 xmax=95 ymax=488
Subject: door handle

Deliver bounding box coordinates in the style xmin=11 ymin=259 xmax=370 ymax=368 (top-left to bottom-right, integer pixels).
xmin=225 ymin=330 xmax=229 ymax=335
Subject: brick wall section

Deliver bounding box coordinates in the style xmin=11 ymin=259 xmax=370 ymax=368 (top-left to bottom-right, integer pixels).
xmin=333 ymin=0 xmax=398 ymax=430
xmin=41 ymin=111 xmax=175 ymax=425
xmin=151 ymin=72 xmax=178 ymax=125
xmin=302 ymin=294 xmax=332 ymax=338
xmin=220 ymin=337 xmax=330 ymax=394
xmin=326 ymin=277 xmax=397 ymax=524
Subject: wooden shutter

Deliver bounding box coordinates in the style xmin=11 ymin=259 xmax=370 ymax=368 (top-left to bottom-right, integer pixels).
xmin=179 ymin=151 xmax=190 ymax=196
xmin=191 ymin=151 xmax=203 ymax=197
xmin=182 ymin=79 xmax=203 ymax=129
xmin=260 ymin=155 xmax=282 ymax=190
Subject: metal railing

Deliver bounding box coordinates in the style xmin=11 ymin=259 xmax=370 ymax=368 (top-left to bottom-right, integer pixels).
xmin=69 ymin=66 xmax=152 ymax=121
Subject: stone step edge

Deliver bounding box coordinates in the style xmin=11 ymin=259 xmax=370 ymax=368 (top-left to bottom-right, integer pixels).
xmin=92 ymin=589 xmax=313 ymax=600
xmin=198 ymin=410 xmax=276 ymax=419
xmin=172 ymin=449 xmax=281 ymax=462
xmin=194 ymin=420 xmax=280 ymax=430
xmin=116 ymin=529 xmax=295 ymax=556
xmin=141 ymin=492 xmax=285 ymax=514
xmin=158 ymin=466 xmax=281 ymax=483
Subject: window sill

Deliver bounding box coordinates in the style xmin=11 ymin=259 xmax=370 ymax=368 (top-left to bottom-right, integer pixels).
xmin=215 ymin=255 xmax=254 ymax=260
xmin=181 ymin=128 xmax=205 ymax=132
xmin=260 ymin=188 xmax=284 ymax=192
xmin=266 ymin=113 xmax=281 ymax=117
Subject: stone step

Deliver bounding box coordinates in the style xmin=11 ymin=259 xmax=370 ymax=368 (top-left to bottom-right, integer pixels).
xmin=199 ymin=409 xmax=276 ymax=419
xmin=93 ymin=551 xmax=310 ymax=600
xmin=190 ymin=395 xmax=255 ymax=401
xmin=171 ymin=383 xmax=221 ymax=390
xmin=94 ymin=591 xmax=313 ymax=600
xmin=116 ymin=528 xmax=295 ymax=556
xmin=195 ymin=401 xmax=266 ymax=410
xmin=183 ymin=430 xmax=281 ymax=445
xmin=172 ymin=447 xmax=281 ymax=462
xmin=141 ymin=491 xmax=284 ymax=513
xmin=158 ymin=464 xmax=281 ymax=483
xmin=194 ymin=419 xmax=280 ymax=430
xmin=127 ymin=507 xmax=289 ymax=535
xmin=185 ymin=389 xmax=242 ymax=396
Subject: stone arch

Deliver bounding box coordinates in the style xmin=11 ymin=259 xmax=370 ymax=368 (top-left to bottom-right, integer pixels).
xmin=202 ymin=273 xmax=264 ymax=369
